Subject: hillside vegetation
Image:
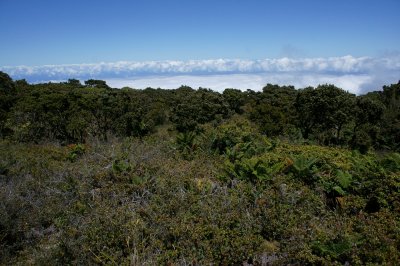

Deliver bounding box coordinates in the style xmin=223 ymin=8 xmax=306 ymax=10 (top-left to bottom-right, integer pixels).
xmin=0 ymin=71 xmax=399 ymax=265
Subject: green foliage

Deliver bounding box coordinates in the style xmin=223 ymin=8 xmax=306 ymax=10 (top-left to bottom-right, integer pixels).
xmin=84 ymin=79 xmax=110 ymax=89
xmin=112 ymin=159 xmax=131 ymax=173
xmin=377 ymin=82 xmax=400 ymax=151
xmin=332 ymin=170 xmax=353 ymax=196
xmin=222 ymin=88 xmax=245 ymax=114
xmin=66 ymin=143 xmax=86 ymax=162
xmin=290 ymin=155 xmax=318 ymax=183
xmin=176 ymin=131 xmax=198 ymax=159
xmin=251 ymin=104 xmax=286 ymax=136
xmin=380 ymin=152 xmax=400 ymax=172
xmin=171 ymin=88 xmax=229 ymax=132
xmin=321 ymin=170 xmax=353 ymax=200
xmin=295 ymin=85 xmax=356 ymax=144
xmin=209 ymin=115 xmax=262 ymax=154
xmin=335 ymin=170 xmax=352 ymax=189
xmin=311 ymin=236 xmax=352 ymax=262
xmin=224 ymin=157 xmax=274 ymax=183
xmin=248 ymin=84 xmax=297 ymax=137
xmin=1 ymin=72 xmax=400 ymax=265
xmin=1 ymin=71 xmax=399 ymax=151
xmin=1 ymin=134 xmax=400 ymax=265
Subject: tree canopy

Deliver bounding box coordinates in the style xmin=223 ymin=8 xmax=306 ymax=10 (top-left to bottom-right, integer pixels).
xmin=0 ymin=71 xmax=399 ymax=152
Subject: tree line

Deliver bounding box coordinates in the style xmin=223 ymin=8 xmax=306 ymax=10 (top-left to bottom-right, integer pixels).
xmin=0 ymin=71 xmax=399 ymax=152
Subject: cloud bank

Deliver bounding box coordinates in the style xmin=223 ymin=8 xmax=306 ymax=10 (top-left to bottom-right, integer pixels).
xmin=1 ymin=55 xmax=399 ymax=94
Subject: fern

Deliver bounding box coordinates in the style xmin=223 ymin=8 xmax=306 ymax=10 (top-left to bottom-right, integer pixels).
xmin=381 ymin=152 xmax=400 ymax=172
xmin=112 ymin=159 xmax=131 ymax=173
xmin=291 ymin=155 xmax=318 ymax=184
xmin=176 ymin=131 xmax=198 ymax=158
xmin=336 ymin=170 xmax=352 ymax=189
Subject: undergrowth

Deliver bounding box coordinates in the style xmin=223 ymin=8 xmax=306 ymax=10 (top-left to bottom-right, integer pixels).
xmin=0 ymin=121 xmax=399 ymax=265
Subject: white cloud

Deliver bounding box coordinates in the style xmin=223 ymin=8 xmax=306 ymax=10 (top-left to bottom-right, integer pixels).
xmin=106 ymin=73 xmax=371 ymax=95
xmin=1 ymin=55 xmax=399 ymax=94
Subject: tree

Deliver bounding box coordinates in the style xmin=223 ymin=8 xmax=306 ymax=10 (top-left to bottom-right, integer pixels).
xmin=14 ymin=79 xmax=29 ymax=88
xmin=0 ymin=72 xmax=16 ymax=137
xmin=0 ymin=71 xmax=15 ymax=93
xmin=250 ymin=104 xmax=286 ymax=136
xmin=84 ymin=79 xmax=110 ymax=89
xmin=171 ymin=88 xmax=229 ymax=132
xmin=295 ymin=85 xmax=355 ymax=144
xmin=351 ymin=96 xmax=384 ymax=152
xmin=222 ymin=88 xmax=245 ymax=114
xmin=379 ymin=82 xmax=400 ymax=150
xmin=249 ymin=84 xmax=297 ymax=136
xmin=66 ymin=79 xmax=82 ymax=87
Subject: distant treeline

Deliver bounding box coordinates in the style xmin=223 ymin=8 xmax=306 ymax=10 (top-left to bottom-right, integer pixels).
xmin=0 ymin=71 xmax=399 ymax=152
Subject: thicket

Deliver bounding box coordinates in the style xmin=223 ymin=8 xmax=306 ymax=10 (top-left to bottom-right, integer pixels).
xmin=0 ymin=71 xmax=399 ymax=264
xmin=1 ymin=71 xmax=400 ymax=151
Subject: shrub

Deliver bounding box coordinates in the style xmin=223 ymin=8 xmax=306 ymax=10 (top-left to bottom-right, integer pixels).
xmin=66 ymin=143 xmax=86 ymax=162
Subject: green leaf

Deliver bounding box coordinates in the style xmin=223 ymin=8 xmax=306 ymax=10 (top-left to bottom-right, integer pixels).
xmin=333 ymin=185 xmax=346 ymax=196
xmin=336 ymin=170 xmax=352 ymax=189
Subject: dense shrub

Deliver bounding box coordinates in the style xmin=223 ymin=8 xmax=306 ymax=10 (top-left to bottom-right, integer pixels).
xmin=1 ymin=73 xmax=400 ymax=264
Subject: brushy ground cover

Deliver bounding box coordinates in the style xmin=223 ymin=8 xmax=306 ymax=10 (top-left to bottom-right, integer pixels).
xmin=0 ymin=120 xmax=399 ymax=265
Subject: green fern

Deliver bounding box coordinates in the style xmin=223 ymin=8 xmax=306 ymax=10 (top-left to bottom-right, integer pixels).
xmin=176 ymin=131 xmax=197 ymax=152
xmin=324 ymin=170 xmax=353 ymax=196
xmin=336 ymin=170 xmax=352 ymax=189
xmin=291 ymin=155 xmax=318 ymax=183
xmin=112 ymin=159 xmax=131 ymax=173
xmin=381 ymin=152 xmax=400 ymax=172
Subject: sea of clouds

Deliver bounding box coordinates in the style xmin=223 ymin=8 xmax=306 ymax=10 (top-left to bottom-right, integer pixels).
xmin=1 ymin=55 xmax=399 ymax=94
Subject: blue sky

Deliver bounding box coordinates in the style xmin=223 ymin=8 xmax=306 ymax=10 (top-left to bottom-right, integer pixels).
xmin=0 ymin=0 xmax=399 ymax=93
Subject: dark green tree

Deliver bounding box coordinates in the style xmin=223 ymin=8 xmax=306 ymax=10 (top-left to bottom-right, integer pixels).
xmin=295 ymin=85 xmax=355 ymax=144
xmin=84 ymin=79 xmax=110 ymax=89
xmin=351 ymin=95 xmax=384 ymax=152
xmin=249 ymin=84 xmax=297 ymax=136
xmin=66 ymin=79 xmax=82 ymax=87
xmin=379 ymin=81 xmax=400 ymax=150
xmin=0 ymin=71 xmax=15 ymax=93
xmin=171 ymin=88 xmax=229 ymax=132
xmin=0 ymin=72 xmax=16 ymax=137
xmin=222 ymin=88 xmax=245 ymax=114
